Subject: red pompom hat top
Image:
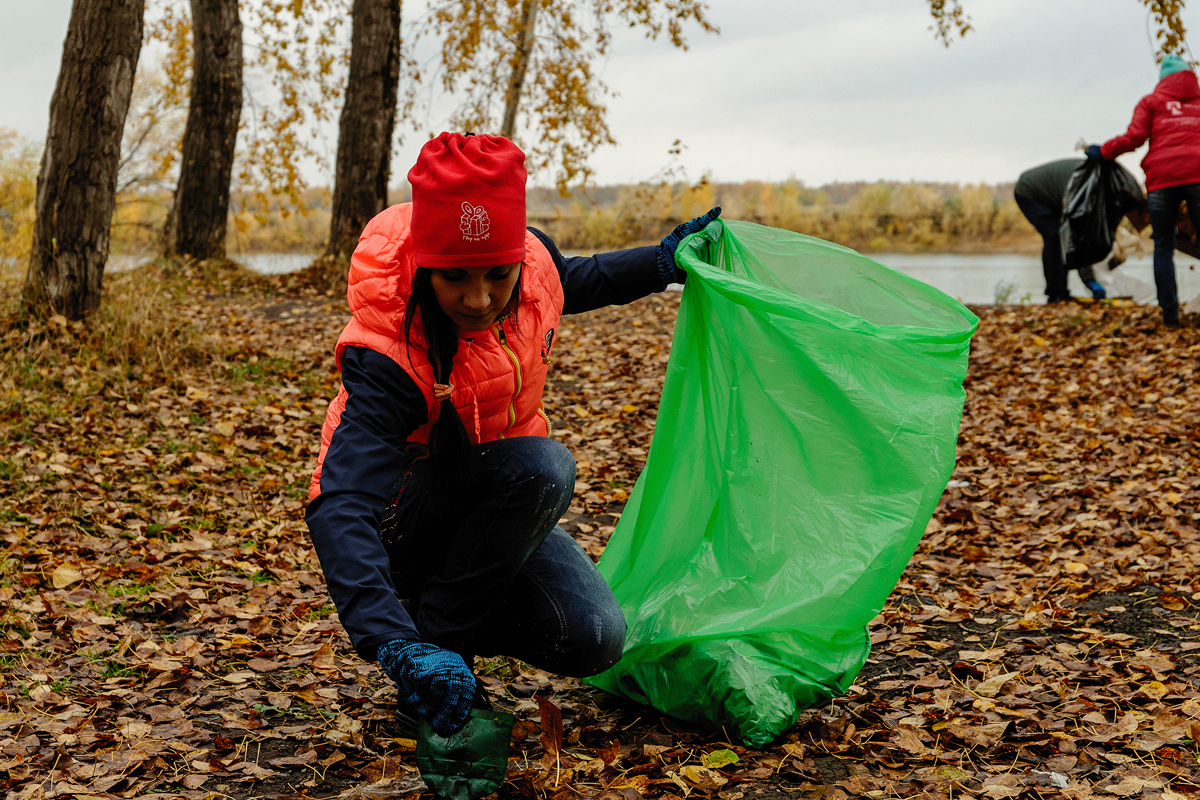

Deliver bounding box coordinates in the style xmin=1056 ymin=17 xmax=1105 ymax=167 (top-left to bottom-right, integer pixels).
xmin=407 ymin=132 xmax=528 ymax=269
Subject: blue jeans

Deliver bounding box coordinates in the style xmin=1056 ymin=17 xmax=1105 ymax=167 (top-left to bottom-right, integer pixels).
xmin=1147 ymin=183 xmax=1200 ymax=324
xmin=1014 ymin=191 xmax=1070 ymax=302
xmin=379 ymin=437 xmax=625 ymax=677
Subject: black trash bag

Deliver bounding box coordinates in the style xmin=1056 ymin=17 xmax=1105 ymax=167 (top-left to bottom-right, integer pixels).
xmin=415 ymin=709 xmax=515 ymax=800
xmin=1060 ymin=159 xmax=1145 ymax=268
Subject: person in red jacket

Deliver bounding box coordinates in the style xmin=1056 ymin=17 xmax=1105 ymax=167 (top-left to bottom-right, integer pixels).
xmin=1090 ymin=53 xmax=1200 ymax=326
xmin=305 ymin=131 xmax=719 ymax=737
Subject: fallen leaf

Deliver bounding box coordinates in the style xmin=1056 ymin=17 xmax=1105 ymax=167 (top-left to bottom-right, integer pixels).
xmin=701 ymin=748 xmax=739 ymax=769
xmin=680 ymin=765 xmax=728 ymax=788
xmin=1140 ymin=681 xmax=1168 ymax=700
xmin=51 ymin=563 xmax=84 ymax=589
xmin=892 ymin=725 xmax=927 ymax=754
xmin=311 ymin=643 xmax=336 ymax=671
xmin=535 ymin=693 xmax=563 ymax=757
xmin=974 ymin=671 xmax=1021 ymax=698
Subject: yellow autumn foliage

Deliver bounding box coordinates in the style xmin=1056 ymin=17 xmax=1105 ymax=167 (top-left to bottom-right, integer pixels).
xmin=0 ymin=129 xmax=39 ymax=269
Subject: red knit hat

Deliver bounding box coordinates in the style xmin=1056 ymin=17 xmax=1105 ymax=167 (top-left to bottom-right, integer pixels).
xmin=408 ymin=132 xmax=528 ymax=268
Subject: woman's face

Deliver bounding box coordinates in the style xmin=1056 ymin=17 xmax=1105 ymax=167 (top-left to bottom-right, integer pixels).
xmin=430 ymin=263 xmax=522 ymax=332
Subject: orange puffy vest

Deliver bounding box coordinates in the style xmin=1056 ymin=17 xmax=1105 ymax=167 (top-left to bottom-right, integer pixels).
xmin=310 ymin=203 xmax=564 ymax=499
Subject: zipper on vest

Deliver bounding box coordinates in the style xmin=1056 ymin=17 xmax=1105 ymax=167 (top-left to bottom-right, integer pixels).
xmin=493 ymin=324 xmax=521 ymax=433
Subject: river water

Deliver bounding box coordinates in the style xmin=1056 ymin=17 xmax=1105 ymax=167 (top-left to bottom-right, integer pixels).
xmin=93 ymin=250 xmax=1200 ymax=309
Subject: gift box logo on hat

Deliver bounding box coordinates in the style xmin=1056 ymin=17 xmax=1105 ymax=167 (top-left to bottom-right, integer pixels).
xmin=460 ymin=202 xmax=491 ymax=240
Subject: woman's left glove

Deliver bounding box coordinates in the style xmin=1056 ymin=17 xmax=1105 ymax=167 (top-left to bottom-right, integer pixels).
xmin=377 ymin=639 xmax=475 ymax=737
xmin=1084 ymin=144 xmax=1104 ymax=161
xmin=657 ymin=207 xmax=721 ymax=286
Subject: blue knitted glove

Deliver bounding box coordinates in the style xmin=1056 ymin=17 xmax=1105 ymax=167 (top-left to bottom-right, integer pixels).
xmin=1085 ymin=279 xmax=1107 ymax=300
xmin=377 ymin=639 xmax=475 ymax=737
xmin=1084 ymin=144 xmax=1104 ymax=161
xmin=656 ymin=207 xmax=721 ymax=286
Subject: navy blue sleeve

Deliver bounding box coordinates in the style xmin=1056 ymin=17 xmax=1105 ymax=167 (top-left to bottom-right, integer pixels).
xmin=529 ymin=227 xmax=667 ymax=315
xmin=304 ymin=346 xmax=429 ymax=660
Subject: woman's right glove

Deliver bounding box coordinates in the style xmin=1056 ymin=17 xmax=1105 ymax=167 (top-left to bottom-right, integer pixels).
xmin=377 ymin=639 xmax=475 ymax=736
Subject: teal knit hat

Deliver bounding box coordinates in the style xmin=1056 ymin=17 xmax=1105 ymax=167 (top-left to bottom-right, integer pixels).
xmin=1160 ymin=53 xmax=1191 ymax=80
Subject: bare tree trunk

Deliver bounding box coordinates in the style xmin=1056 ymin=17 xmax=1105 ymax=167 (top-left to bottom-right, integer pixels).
xmin=325 ymin=0 xmax=402 ymax=259
xmin=24 ymin=0 xmax=144 ymax=319
xmin=167 ymin=0 xmax=243 ymax=260
xmin=500 ymin=0 xmax=540 ymax=139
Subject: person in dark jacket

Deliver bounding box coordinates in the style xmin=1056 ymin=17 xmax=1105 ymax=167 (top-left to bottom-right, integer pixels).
xmin=1014 ymin=158 xmax=1113 ymax=303
xmin=305 ymin=132 xmax=719 ymax=738
xmin=1089 ymin=53 xmax=1200 ymax=326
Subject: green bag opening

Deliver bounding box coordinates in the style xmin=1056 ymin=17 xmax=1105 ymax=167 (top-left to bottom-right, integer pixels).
xmin=585 ymin=219 xmax=978 ymax=747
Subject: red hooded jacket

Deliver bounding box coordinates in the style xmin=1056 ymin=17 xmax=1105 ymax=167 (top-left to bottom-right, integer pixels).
xmin=1102 ymin=69 xmax=1200 ymax=192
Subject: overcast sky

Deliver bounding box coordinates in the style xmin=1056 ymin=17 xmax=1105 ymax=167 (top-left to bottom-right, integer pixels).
xmin=0 ymin=0 xmax=1192 ymax=188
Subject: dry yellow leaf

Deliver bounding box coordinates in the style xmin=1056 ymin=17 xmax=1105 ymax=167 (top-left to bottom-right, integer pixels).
xmin=974 ymin=671 xmax=1021 ymax=698
xmin=51 ymin=563 xmax=84 ymax=589
xmin=608 ymin=774 xmax=651 ymax=790
xmin=780 ymin=742 xmax=805 ymax=759
xmin=1141 ymin=681 xmax=1169 ymax=701
xmin=312 ymin=642 xmax=336 ymax=671
xmin=680 ymin=765 xmax=728 ymax=788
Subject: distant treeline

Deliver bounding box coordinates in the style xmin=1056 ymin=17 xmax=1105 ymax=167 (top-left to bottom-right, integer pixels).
xmin=162 ymin=178 xmax=1034 ymax=255
xmin=2 ymin=132 xmax=1037 ymax=259
xmin=528 ymin=179 xmax=1037 ymax=253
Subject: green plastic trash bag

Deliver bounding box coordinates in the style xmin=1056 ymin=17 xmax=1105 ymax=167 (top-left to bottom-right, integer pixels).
xmin=415 ymin=709 xmax=515 ymax=800
xmin=585 ymin=219 xmax=977 ymax=748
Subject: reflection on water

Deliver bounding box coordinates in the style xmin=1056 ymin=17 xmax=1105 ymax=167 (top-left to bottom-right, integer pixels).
xmin=107 ymin=253 xmax=315 ymax=275
xmin=873 ymin=251 xmax=1200 ymax=307
xmin=18 ymin=250 xmax=1200 ymax=308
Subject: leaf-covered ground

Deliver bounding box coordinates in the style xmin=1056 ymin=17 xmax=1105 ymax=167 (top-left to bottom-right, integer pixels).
xmin=2 ymin=268 xmax=1200 ymax=800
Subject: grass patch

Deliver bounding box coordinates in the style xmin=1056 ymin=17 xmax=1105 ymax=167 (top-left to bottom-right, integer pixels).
xmin=2 ymin=265 xmax=216 ymax=380
xmin=301 ymin=603 xmax=335 ymax=621
xmin=98 ymin=660 xmax=141 ymax=679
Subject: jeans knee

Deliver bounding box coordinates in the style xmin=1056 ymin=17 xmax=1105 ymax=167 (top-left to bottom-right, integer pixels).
xmin=530 ymin=437 xmax=576 ymax=487
xmin=559 ymin=602 xmax=627 ymax=678
xmin=490 ymin=437 xmax=575 ymax=505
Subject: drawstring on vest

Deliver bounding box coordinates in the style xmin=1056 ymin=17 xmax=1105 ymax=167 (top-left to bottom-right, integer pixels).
xmin=462 ymin=339 xmax=481 ymax=441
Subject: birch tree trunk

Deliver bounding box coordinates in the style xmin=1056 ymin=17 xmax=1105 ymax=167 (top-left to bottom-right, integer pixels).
xmin=500 ymin=0 xmax=540 ymax=139
xmin=325 ymin=0 xmax=402 ymax=258
xmin=167 ymin=0 xmax=243 ymax=260
xmin=24 ymin=0 xmax=144 ymax=319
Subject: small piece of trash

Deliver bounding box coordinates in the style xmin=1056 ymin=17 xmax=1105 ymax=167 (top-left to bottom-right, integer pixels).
xmin=946 ymin=480 xmax=970 ymax=489
xmin=1029 ymin=771 xmax=1070 ymax=789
